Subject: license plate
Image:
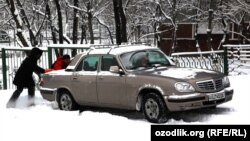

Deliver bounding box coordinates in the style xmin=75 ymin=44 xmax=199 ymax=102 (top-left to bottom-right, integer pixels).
xmin=208 ymin=92 xmax=225 ymax=101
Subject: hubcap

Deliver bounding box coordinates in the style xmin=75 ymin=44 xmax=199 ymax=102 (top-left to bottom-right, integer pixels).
xmin=60 ymin=94 xmax=72 ymax=111
xmin=145 ymin=98 xmax=159 ymax=119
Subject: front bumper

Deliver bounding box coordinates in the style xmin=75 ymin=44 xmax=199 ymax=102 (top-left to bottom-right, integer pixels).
xmin=165 ymin=87 xmax=234 ymax=112
xmin=40 ymin=87 xmax=57 ymax=101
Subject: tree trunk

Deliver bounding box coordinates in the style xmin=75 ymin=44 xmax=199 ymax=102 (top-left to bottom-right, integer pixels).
xmin=218 ymin=0 xmax=229 ymax=50
xmin=87 ymin=2 xmax=94 ymax=44
xmin=240 ymin=17 xmax=246 ymax=44
xmin=72 ymin=0 xmax=79 ymax=56
xmin=207 ymin=0 xmax=214 ymax=51
xmin=195 ymin=0 xmax=201 ymax=52
xmin=54 ymin=0 xmax=64 ymax=55
xmin=16 ymin=0 xmax=37 ymax=46
xmin=171 ymin=0 xmax=177 ymax=54
xmin=81 ymin=24 xmax=87 ymax=44
xmin=45 ymin=1 xmax=57 ymax=44
xmin=113 ymin=0 xmax=122 ymax=45
xmin=118 ymin=0 xmax=127 ymax=43
xmin=45 ymin=0 xmax=59 ymax=57
xmin=6 ymin=0 xmax=30 ymax=47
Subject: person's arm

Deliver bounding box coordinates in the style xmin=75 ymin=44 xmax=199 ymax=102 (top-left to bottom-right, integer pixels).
xmin=34 ymin=65 xmax=45 ymax=79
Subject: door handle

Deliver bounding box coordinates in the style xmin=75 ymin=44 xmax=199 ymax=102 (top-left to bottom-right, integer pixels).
xmin=99 ymin=76 xmax=104 ymax=80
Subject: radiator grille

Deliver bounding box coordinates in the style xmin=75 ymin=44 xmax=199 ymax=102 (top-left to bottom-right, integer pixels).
xmin=196 ymin=79 xmax=223 ymax=91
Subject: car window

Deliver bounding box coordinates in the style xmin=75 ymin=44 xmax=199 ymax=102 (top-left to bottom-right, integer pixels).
xmin=76 ymin=55 xmax=99 ymax=71
xmin=120 ymin=49 xmax=171 ymax=70
xmin=101 ymin=55 xmax=118 ymax=71
xmin=147 ymin=51 xmax=169 ymax=65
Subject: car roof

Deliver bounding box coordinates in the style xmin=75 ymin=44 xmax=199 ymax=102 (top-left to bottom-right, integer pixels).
xmin=66 ymin=45 xmax=159 ymax=70
xmin=86 ymin=44 xmax=158 ymax=55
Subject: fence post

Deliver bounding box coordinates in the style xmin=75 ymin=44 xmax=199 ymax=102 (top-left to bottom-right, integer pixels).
xmin=48 ymin=47 xmax=52 ymax=68
xmin=1 ymin=48 xmax=7 ymax=89
xmin=223 ymin=46 xmax=229 ymax=75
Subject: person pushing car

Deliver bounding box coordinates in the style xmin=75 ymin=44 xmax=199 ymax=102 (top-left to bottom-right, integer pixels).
xmin=6 ymin=47 xmax=45 ymax=108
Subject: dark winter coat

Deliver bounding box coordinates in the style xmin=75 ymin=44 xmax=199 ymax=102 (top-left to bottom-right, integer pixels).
xmin=13 ymin=48 xmax=45 ymax=87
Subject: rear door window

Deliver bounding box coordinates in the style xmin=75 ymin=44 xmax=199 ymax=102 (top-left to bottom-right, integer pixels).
xmin=101 ymin=55 xmax=118 ymax=71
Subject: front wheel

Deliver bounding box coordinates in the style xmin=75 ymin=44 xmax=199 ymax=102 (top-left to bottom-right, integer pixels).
xmin=142 ymin=92 xmax=168 ymax=123
xmin=58 ymin=91 xmax=78 ymax=111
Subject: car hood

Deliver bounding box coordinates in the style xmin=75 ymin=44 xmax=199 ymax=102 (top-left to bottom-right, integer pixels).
xmin=44 ymin=69 xmax=68 ymax=76
xmin=136 ymin=67 xmax=224 ymax=81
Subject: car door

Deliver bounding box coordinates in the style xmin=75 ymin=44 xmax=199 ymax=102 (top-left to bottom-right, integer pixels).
xmin=71 ymin=55 xmax=99 ymax=105
xmin=97 ymin=55 xmax=127 ymax=108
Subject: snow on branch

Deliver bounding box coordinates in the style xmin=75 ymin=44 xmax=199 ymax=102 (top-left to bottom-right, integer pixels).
xmin=93 ymin=1 xmax=111 ymax=17
xmin=158 ymin=4 xmax=175 ymax=28
xmin=139 ymin=27 xmax=174 ymax=40
xmin=0 ymin=4 xmax=7 ymax=9
xmin=63 ymin=34 xmax=72 ymax=44
xmin=64 ymin=0 xmax=87 ymax=13
xmin=94 ymin=17 xmax=114 ymax=44
xmin=227 ymin=30 xmax=250 ymax=43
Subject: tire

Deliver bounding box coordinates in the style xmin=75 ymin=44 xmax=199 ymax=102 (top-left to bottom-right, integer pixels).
xmin=142 ymin=92 xmax=168 ymax=123
xmin=58 ymin=91 xmax=78 ymax=111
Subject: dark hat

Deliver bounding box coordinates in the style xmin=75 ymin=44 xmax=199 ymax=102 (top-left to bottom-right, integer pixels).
xmin=62 ymin=54 xmax=70 ymax=60
xmin=30 ymin=47 xmax=43 ymax=58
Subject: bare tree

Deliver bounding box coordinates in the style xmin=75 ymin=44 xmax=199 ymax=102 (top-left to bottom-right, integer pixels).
xmin=207 ymin=0 xmax=214 ymax=51
xmin=54 ymin=0 xmax=63 ymax=45
xmin=72 ymin=0 xmax=79 ymax=56
xmin=5 ymin=0 xmax=31 ymax=47
xmin=113 ymin=0 xmax=127 ymax=45
xmin=45 ymin=0 xmax=57 ymax=44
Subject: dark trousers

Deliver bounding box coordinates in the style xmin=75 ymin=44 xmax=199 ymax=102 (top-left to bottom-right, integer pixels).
xmin=8 ymin=86 xmax=35 ymax=103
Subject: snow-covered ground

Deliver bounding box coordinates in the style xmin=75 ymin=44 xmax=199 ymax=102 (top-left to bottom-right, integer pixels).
xmin=0 ymin=75 xmax=250 ymax=141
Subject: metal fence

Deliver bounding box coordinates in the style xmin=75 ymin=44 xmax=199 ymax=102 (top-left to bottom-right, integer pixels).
xmin=171 ymin=50 xmax=226 ymax=74
xmin=224 ymin=44 xmax=250 ymax=75
xmin=1 ymin=45 xmax=90 ymax=90
xmin=1 ymin=47 xmax=49 ymax=90
xmin=2 ymin=44 xmax=250 ymax=90
xmin=47 ymin=44 xmax=90 ymax=67
xmin=171 ymin=45 xmax=250 ymax=76
xmin=224 ymin=44 xmax=250 ymax=61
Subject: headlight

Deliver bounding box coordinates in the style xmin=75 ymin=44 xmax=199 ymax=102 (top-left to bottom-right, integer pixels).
xmin=175 ymin=82 xmax=195 ymax=92
xmin=223 ymin=76 xmax=230 ymax=87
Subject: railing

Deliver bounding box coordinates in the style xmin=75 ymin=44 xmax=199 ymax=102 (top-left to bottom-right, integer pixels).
xmin=171 ymin=45 xmax=250 ymax=76
xmin=224 ymin=44 xmax=250 ymax=75
xmin=1 ymin=47 xmax=49 ymax=90
xmin=224 ymin=44 xmax=250 ymax=61
xmin=171 ymin=50 xmax=226 ymax=74
xmin=47 ymin=44 xmax=90 ymax=67
xmin=1 ymin=45 xmax=91 ymax=90
xmin=1 ymin=44 xmax=250 ymax=89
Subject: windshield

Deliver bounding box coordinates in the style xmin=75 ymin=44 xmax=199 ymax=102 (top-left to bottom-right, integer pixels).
xmin=120 ymin=49 xmax=172 ymax=71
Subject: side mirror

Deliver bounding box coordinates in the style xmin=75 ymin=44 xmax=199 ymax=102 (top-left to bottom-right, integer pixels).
xmin=169 ymin=57 xmax=177 ymax=66
xmin=109 ymin=66 xmax=124 ymax=74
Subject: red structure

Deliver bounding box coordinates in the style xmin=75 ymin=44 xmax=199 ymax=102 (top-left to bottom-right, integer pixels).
xmin=159 ymin=23 xmax=250 ymax=55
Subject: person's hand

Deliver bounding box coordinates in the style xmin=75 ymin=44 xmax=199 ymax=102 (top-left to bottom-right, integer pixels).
xmin=45 ymin=69 xmax=54 ymax=73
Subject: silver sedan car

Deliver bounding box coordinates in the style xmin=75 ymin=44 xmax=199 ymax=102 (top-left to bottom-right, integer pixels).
xmin=40 ymin=45 xmax=233 ymax=123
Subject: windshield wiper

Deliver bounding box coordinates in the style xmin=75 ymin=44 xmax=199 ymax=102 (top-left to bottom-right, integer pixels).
xmin=150 ymin=63 xmax=169 ymax=68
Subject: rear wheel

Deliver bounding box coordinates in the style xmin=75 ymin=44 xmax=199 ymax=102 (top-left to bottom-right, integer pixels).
xmin=142 ymin=92 xmax=168 ymax=123
xmin=58 ymin=91 xmax=78 ymax=111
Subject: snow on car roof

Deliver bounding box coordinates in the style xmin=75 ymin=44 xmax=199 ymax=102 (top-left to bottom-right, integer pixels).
xmin=88 ymin=44 xmax=158 ymax=55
